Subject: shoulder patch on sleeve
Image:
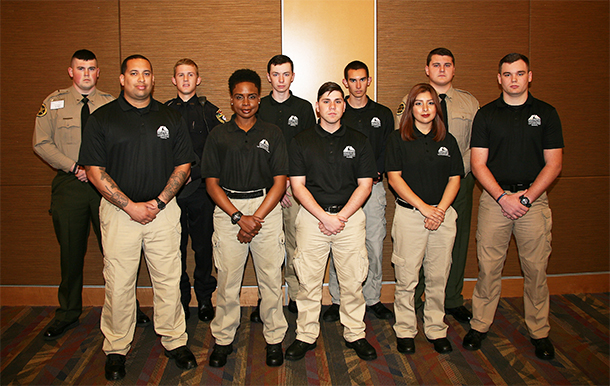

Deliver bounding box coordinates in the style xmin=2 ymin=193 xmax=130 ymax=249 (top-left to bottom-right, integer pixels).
xmin=216 ymin=109 xmax=227 ymax=123
xmin=37 ymin=103 xmax=47 ymax=117
xmin=396 ymin=102 xmax=405 ymax=115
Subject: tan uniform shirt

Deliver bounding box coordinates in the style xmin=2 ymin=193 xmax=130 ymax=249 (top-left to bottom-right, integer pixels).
xmin=395 ymin=85 xmax=479 ymax=175
xmin=33 ymin=85 xmax=114 ymax=172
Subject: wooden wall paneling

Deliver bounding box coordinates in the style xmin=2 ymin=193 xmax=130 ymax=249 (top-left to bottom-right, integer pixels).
xmin=1 ymin=1 xmax=120 ymax=286
xmin=118 ymin=0 xmax=281 ymax=120
xmin=377 ymin=0 xmax=530 ymax=116
xmin=530 ymin=0 xmax=610 ymax=178
xmin=119 ymin=0 xmax=282 ymax=286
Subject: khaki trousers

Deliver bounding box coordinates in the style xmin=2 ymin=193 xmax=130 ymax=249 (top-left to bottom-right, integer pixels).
xmin=293 ymin=208 xmax=368 ymax=344
xmin=329 ymin=182 xmax=387 ymax=306
xmin=471 ymin=191 xmax=552 ymax=339
xmin=210 ymin=196 xmax=287 ymax=345
xmin=392 ymin=205 xmax=457 ymax=340
xmin=282 ymin=185 xmax=300 ymax=301
xmin=100 ymin=199 xmax=187 ymax=355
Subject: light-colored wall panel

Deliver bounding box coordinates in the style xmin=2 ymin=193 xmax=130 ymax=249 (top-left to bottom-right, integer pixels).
xmin=283 ymin=0 xmax=376 ymax=106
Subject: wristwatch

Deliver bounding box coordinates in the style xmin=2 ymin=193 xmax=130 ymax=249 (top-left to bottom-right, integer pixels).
xmin=155 ymin=197 xmax=166 ymax=210
xmin=519 ymin=195 xmax=532 ymax=208
xmin=231 ymin=211 xmax=243 ymax=224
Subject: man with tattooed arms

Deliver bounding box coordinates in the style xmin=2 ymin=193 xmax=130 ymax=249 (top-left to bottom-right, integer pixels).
xmin=79 ymin=55 xmax=197 ymax=380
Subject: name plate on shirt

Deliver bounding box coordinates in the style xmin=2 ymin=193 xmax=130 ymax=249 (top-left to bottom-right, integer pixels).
xmin=50 ymin=100 xmax=64 ymax=110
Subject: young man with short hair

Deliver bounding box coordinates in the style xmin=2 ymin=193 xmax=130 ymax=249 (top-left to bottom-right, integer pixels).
xmin=203 ymin=69 xmax=288 ymax=368
xmin=396 ymin=48 xmax=479 ymax=323
xmin=79 ymin=55 xmax=197 ymax=380
xmin=249 ymin=55 xmax=316 ymax=321
xmin=165 ymin=58 xmax=226 ymax=322
xmin=286 ymin=82 xmax=378 ymax=362
xmin=463 ymin=53 xmax=563 ymax=360
xmin=323 ymin=60 xmax=394 ymax=322
xmin=33 ymin=50 xmax=150 ymax=342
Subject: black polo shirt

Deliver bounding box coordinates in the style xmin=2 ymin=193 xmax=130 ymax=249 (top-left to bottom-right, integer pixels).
xmin=79 ymin=92 xmax=195 ymax=202
xmin=386 ymin=128 xmax=464 ymax=205
xmin=258 ymin=91 xmax=316 ymax=147
xmin=165 ymin=94 xmax=225 ymax=182
xmin=342 ymin=96 xmax=394 ymax=174
xmin=289 ymin=124 xmax=377 ymax=207
xmin=471 ymin=93 xmax=564 ymax=185
xmin=201 ymin=117 xmax=288 ymax=191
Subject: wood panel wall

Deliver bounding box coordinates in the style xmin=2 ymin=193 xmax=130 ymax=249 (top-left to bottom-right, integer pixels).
xmin=1 ymin=1 xmax=608 ymax=293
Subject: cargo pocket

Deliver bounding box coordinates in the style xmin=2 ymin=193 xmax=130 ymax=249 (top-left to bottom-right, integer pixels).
xmin=211 ymin=232 xmax=224 ymax=271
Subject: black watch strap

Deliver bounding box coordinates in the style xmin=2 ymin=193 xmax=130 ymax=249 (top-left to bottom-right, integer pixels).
xmin=231 ymin=211 xmax=243 ymax=225
xmin=155 ymin=197 xmax=166 ymax=210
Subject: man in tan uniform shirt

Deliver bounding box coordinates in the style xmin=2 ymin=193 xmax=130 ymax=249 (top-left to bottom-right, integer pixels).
xmin=33 ymin=49 xmax=149 ymax=341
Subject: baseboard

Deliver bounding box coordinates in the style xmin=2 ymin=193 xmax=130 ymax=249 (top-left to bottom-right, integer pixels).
xmin=1 ymin=273 xmax=608 ymax=307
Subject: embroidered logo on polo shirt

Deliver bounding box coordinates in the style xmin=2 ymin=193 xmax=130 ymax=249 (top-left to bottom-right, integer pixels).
xmin=157 ymin=126 xmax=170 ymax=140
xmin=288 ymin=115 xmax=299 ymax=127
xmin=437 ymin=147 xmax=450 ymax=157
xmin=371 ymin=117 xmax=381 ymax=128
xmin=343 ymin=145 xmax=356 ymax=159
xmin=528 ymin=114 xmax=541 ymax=126
xmin=258 ymin=139 xmax=270 ymax=153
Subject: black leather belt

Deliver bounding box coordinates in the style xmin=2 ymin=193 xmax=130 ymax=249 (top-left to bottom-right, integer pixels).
xmin=223 ymin=188 xmax=265 ymax=199
xmin=322 ymin=205 xmax=344 ymax=213
xmin=396 ymin=198 xmax=414 ymax=209
xmin=499 ymin=183 xmax=531 ymax=193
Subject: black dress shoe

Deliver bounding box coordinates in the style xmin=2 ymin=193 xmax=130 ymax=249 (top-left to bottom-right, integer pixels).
xmin=43 ymin=319 xmax=79 ymax=340
xmin=287 ymin=299 xmax=298 ymax=314
xmin=322 ymin=304 xmax=340 ymax=322
xmin=428 ymin=337 xmax=452 ymax=354
xmin=250 ymin=299 xmax=262 ymax=323
xmin=345 ymin=338 xmax=377 ymax=360
xmin=136 ymin=300 xmax=151 ymax=327
xmin=396 ymin=338 xmax=415 ymax=354
xmin=266 ymin=343 xmax=284 ymax=366
xmin=165 ymin=346 xmax=197 ymax=370
xmin=445 ymin=305 xmax=472 ymax=323
xmin=198 ymin=301 xmax=215 ymax=322
xmin=531 ymin=337 xmax=555 ymax=360
xmin=285 ymin=340 xmax=316 ymax=361
xmin=209 ymin=343 xmax=233 ymax=367
xmin=462 ymin=329 xmax=487 ymax=351
xmin=367 ymin=302 xmax=394 ymax=319
xmin=105 ymin=354 xmax=126 ymax=381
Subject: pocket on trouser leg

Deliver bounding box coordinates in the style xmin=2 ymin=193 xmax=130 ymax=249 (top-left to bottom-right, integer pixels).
xmin=211 ymin=232 xmax=224 ymax=272
xmin=358 ymin=245 xmax=369 ymax=283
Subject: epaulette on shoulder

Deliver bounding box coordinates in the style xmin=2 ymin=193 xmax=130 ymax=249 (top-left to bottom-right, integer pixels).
xmin=454 ymin=88 xmax=476 ymax=98
xmin=198 ymin=95 xmax=208 ymax=106
xmin=52 ymin=89 xmax=70 ymax=97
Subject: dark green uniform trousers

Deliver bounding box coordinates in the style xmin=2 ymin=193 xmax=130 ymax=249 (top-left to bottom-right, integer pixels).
xmin=51 ymin=171 xmax=102 ymax=322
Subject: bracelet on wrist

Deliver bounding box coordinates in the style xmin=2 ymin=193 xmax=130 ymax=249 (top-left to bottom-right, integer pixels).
xmin=496 ymin=192 xmax=507 ymax=203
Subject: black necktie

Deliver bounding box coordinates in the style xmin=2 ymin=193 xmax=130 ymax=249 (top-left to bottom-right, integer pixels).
xmin=81 ymin=96 xmax=90 ymax=135
xmin=439 ymin=93 xmax=449 ymax=130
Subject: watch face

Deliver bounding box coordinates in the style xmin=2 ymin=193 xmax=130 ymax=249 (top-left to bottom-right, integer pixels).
xmin=520 ymin=196 xmax=531 ymax=207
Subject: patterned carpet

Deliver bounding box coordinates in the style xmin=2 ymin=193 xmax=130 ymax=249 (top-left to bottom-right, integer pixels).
xmin=1 ymin=293 xmax=608 ymax=385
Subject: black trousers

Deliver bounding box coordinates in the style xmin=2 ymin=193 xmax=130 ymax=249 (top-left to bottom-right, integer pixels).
xmin=177 ymin=184 xmax=217 ymax=307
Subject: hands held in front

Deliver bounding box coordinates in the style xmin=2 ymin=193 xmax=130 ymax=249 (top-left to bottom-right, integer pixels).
xmin=126 ymin=200 xmax=160 ymax=225
xmin=236 ymin=215 xmax=264 ymax=243
xmin=318 ymin=213 xmax=347 ymax=236
xmin=498 ymin=190 xmax=529 ymax=220
xmin=419 ymin=204 xmax=445 ymax=231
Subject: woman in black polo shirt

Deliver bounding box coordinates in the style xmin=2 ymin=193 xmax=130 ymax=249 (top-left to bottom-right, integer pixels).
xmin=386 ymin=83 xmax=463 ymax=355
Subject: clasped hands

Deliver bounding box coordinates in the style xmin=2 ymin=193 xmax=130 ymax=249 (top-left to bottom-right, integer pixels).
xmin=318 ymin=213 xmax=347 ymax=236
xmin=420 ymin=205 xmax=445 ymax=231
xmin=236 ymin=215 xmax=264 ymax=243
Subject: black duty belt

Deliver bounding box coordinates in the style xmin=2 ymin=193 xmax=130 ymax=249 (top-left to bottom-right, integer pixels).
xmin=396 ymin=198 xmax=414 ymax=210
xmin=322 ymin=205 xmax=344 ymax=214
xmin=499 ymin=183 xmax=532 ymax=193
xmin=223 ymin=188 xmax=265 ymax=199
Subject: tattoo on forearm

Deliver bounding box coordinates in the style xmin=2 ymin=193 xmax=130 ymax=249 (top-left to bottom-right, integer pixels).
xmin=99 ymin=168 xmax=128 ymax=208
xmin=162 ymin=169 xmax=188 ymax=200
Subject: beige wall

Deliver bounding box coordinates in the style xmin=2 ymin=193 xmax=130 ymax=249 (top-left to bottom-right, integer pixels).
xmin=1 ymin=1 xmax=608 ymax=293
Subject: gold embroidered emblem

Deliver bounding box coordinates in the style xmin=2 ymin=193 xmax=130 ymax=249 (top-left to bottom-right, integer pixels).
xmin=37 ymin=104 xmax=48 ymax=117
